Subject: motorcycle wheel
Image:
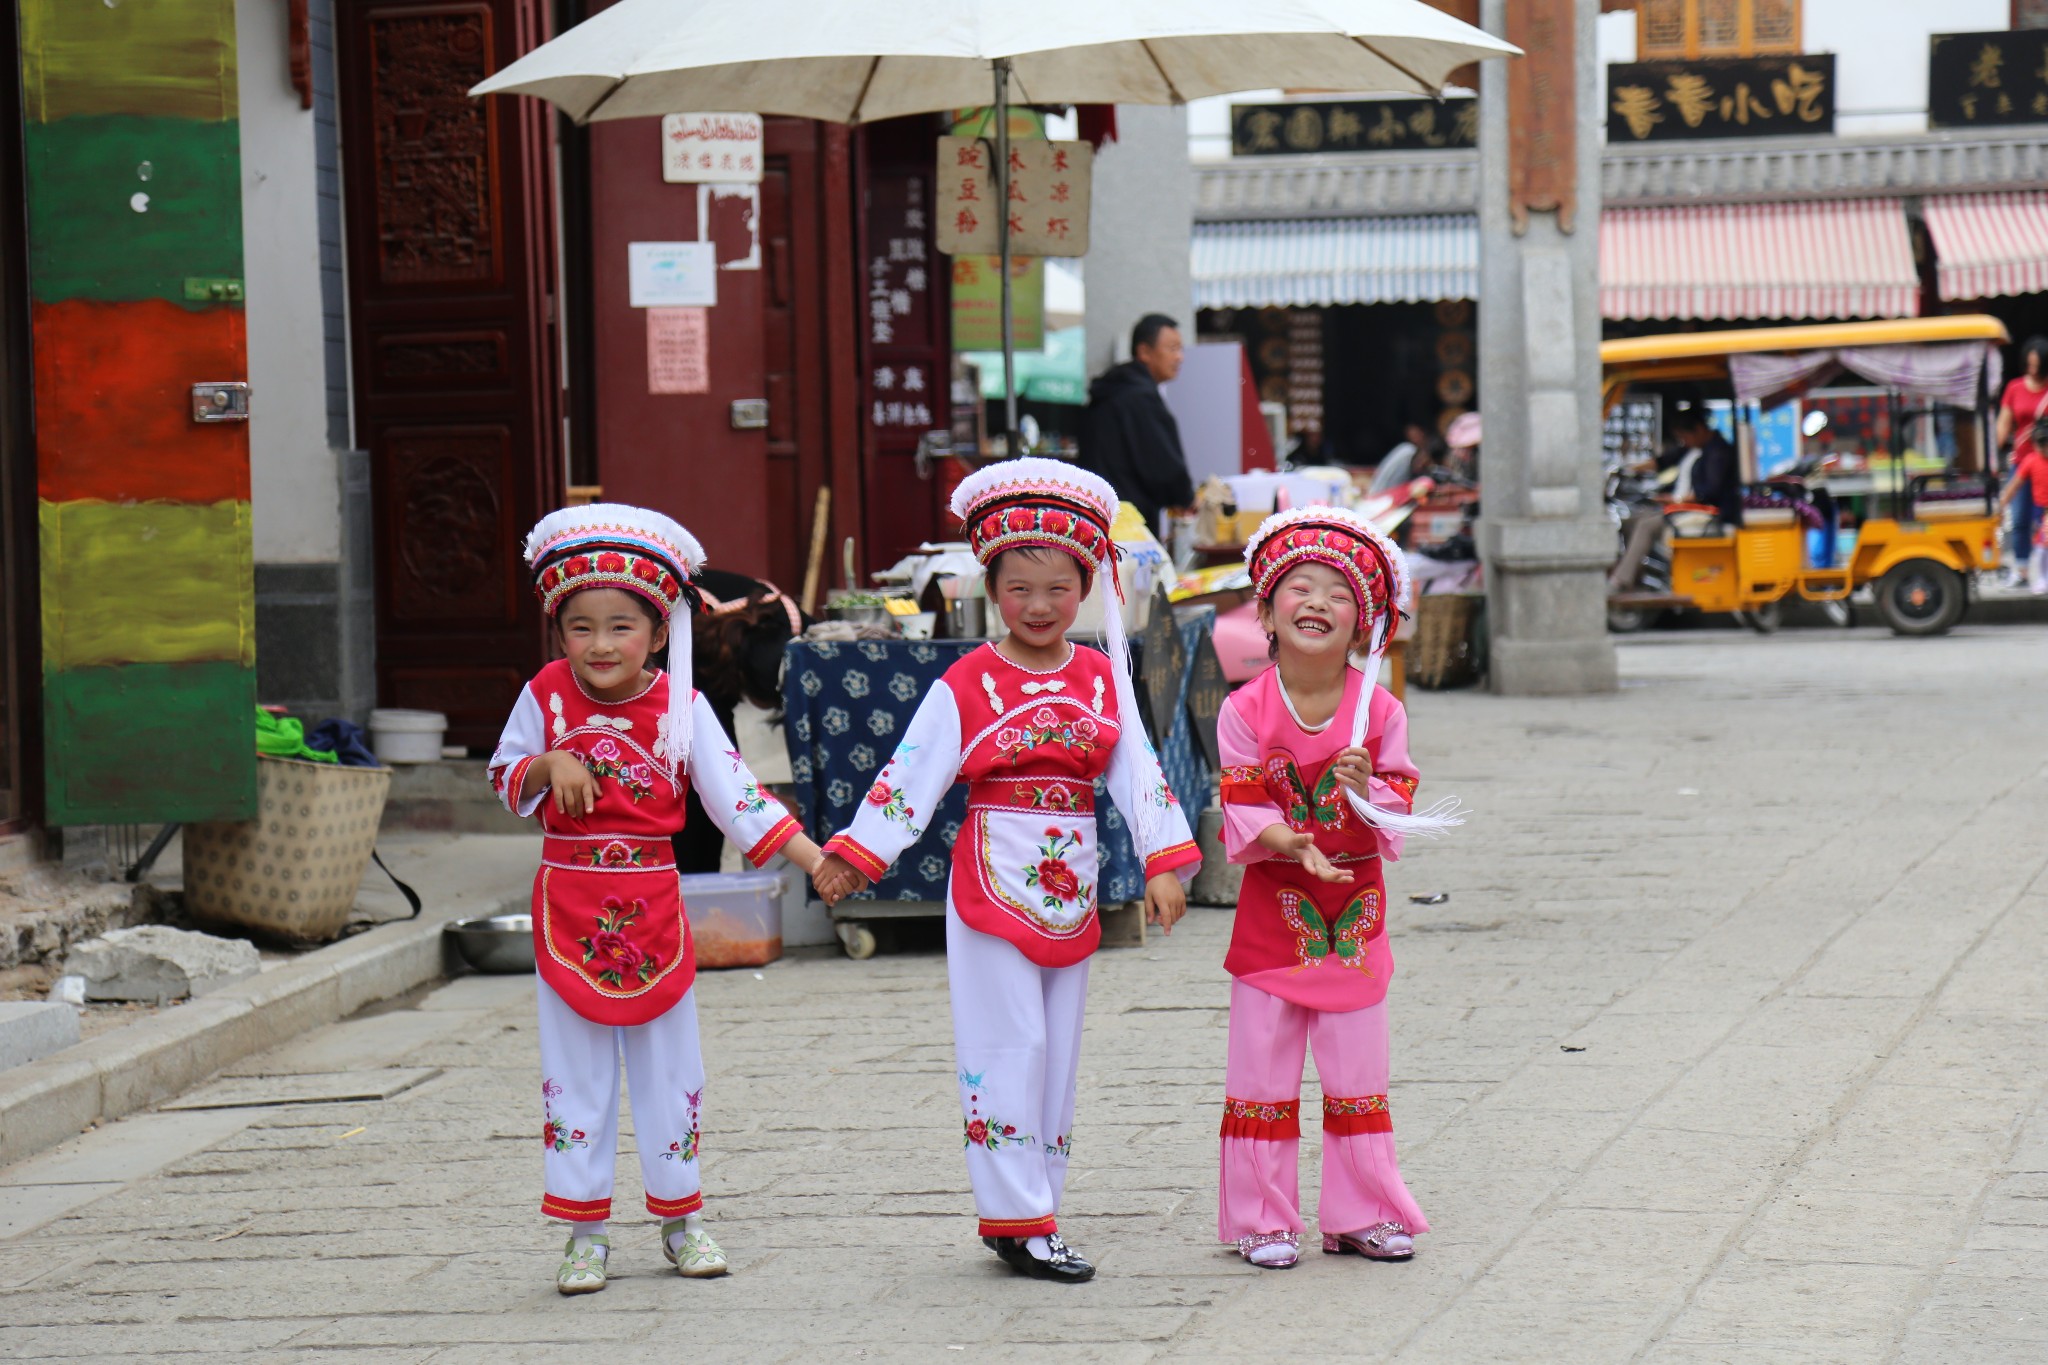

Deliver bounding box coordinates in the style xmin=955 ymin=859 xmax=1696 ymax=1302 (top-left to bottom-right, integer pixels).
xmin=1607 ymin=604 xmax=1649 ymax=634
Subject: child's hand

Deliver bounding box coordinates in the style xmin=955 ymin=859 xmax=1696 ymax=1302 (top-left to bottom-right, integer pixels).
xmin=812 ymin=853 xmax=868 ymax=906
xmin=1331 ymin=746 xmax=1373 ymax=799
xmin=1274 ymin=828 xmax=1354 ymax=883
xmin=544 ymin=752 xmax=599 ymax=819
xmin=1144 ymin=872 xmax=1186 ymax=935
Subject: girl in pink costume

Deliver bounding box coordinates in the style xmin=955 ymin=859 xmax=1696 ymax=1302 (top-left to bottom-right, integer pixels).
xmin=1215 ymin=506 xmax=1465 ymax=1269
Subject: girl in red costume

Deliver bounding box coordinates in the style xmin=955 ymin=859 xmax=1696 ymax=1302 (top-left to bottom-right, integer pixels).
xmin=815 ymin=458 xmax=1200 ymax=1282
xmin=1215 ymin=506 xmax=1466 ymax=1269
xmin=488 ymin=504 xmax=826 ymax=1294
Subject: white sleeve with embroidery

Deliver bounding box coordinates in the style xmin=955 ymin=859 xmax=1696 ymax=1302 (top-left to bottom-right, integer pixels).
xmin=683 ymin=691 xmax=801 ymax=867
xmin=1103 ymin=709 xmax=1200 ymax=884
xmin=486 ymin=686 xmax=550 ymax=818
xmin=824 ymin=682 xmax=965 ymax=881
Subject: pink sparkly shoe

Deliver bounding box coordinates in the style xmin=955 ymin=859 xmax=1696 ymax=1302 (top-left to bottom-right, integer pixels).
xmin=1235 ymin=1232 xmax=1300 ymax=1269
xmin=1322 ymin=1222 xmax=1414 ymax=1261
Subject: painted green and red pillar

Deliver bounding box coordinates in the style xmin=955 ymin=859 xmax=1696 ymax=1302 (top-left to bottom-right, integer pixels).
xmin=20 ymin=0 xmax=256 ymax=823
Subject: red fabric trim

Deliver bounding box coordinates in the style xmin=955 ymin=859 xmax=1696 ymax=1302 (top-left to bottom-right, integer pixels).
xmin=744 ymin=813 xmax=801 ymax=867
xmin=506 ymin=756 xmax=537 ymax=811
xmin=1376 ymin=774 xmax=1418 ymax=810
xmin=823 ymin=833 xmax=889 ymax=881
xmin=645 ymin=1190 xmax=705 ymax=1217
xmin=542 ymin=1193 xmax=613 ymax=1222
xmin=1322 ymin=1094 xmax=1392 ymax=1135
xmin=1144 ymin=840 xmax=1202 ymax=880
xmin=1219 ymin=1096 xmax=1301 ymax=1141
xmin=978 ymin=1213 xmax=1059 ymax=1238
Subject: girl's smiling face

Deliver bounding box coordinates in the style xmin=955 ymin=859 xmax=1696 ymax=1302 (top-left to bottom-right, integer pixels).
xmin=556 ymin=587 xmax=667 ymax=699
xmin=990 ymin=547 xmax=1086 ymax=653
xmin=1259 ymin=561 xmax=1362 ymax=661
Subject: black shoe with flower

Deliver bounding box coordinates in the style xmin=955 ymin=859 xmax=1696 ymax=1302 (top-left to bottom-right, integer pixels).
xmin=988 ymin=1231 xmax=1096 ymax=1282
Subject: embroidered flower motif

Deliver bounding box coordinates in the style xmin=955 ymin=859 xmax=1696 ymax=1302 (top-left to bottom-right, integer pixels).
xmin=1045 ymin=1133 xmax=1071 ymax=1159
xmin=582 ymin=743 xmax=655 ymax=803
xmin=577 ymin=896 xmax=661 ymax=988
xmin=793 ymin=715 xmax=813 ymax=742
xmin=733 ymin=780 xmax=770 ymax=817
xmin=1071 ymin=716 xmax=1098 ymax=742
xmin=918 ymin=854 xmax=947 ymax=883
xmin=865 ymin=781 xmax=918 ymax=829
xmin=867 ymin=710 xmax=895 ymax=736
xmin=1323 ymin=1094 xmax=1390 ymax=1118
xmin=1024 ymin=829 xmax=1089 ymax=910
xmin=580 ymin=840 xmax=645 ymax=868
xmin=1024 ymin=784 xmax=1080 ymax=811
xmin=595 ymin=551 xmax=627 ymax=574
xmin=563 ymin=555 xmax=591 ymax=578
xmin=908 ymin=643 xmax=939 ymax=664
xmin=543 ymin=1094 xmax=590 ymax=1152
xmin=963 ymin=1116 xmax=1032 ymax=1151
xmin=849 ymin=743 xmax=877 ymax=773
xmin=826 ymin=779 xmax=854 ymax=807
xmin=542 ymin=1077 xmax=564 ymax=1101
xmin=1223 ymin=1098 xmax=1297 ymax=1125
xmin=632 ymin=558 xmax=661 ymax=584
xmin=823 ymin=707 xmax=850 ymax=736
xmin=663 ymin=1128 xmax=701 ymax=1162
xmin=995 ymin=709 xmax=1099 ymax=765
xmin=811 ymin=641 xmax=841 ymax=660
xmin=858 ymin=641 xmax=890 ymax=662
xmin=800 ymin=671 xmax=823 ymax=697
xmin=994 ymin=726 xmax=1023 ymax=752
xmin=889 ymin=672 xmax=921 ymax=702
xmin=843 ymin=670 xmax=871 ymax=699
xmin=791 ymin=754 xmax=812 ymax=783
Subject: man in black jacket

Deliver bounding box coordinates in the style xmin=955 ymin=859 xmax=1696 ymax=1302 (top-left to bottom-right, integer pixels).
xmin=1078 ymin=314 xmax=1195 ymax=534
xmin=1668 ymin=407 xmax=1745 ymax=527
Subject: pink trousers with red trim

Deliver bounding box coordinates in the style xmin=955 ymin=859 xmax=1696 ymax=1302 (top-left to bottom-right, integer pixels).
xmin=1218 ymin=979 xmax=1429 ymax=1243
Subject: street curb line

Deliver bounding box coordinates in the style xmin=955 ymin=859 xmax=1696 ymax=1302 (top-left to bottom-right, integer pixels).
xmin=0 ymin=890 xmax=522 ymax=1170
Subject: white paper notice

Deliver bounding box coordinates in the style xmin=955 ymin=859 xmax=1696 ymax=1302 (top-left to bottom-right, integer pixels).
xmin=627 ymin=241 xmax=717 ymax=308
xmin=661 ymin=113 xmax=764 ymax=184
xmin=647 ymin=308 xmax=710 ymax=394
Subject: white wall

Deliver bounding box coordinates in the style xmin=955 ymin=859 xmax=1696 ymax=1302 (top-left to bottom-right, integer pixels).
xmin=237 ymin=0 xmax=340 ymax=563
xmin=1807 ymin=0 xmax=2008 ymax=135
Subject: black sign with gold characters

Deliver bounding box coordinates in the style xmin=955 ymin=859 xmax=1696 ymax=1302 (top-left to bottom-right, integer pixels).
xmin=1183 ymin=627 xmax=1227 ymax=774
xmin=1231 ymin=98 xmax=1478 ymax=156
xmin=1929 ymin=30 xmax=2048 ymax=128
xmin=1606 ymin=53 xmax=1835 ymax=142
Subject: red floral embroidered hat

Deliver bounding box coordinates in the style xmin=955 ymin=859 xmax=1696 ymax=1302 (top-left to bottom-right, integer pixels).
xmin=949 ymin=455 xmax=1120 ymax=594
xmin=522 ymin=503 xmax=707 ymax=766
xmin=1244 ymin=505 xmax=1412 ymax=658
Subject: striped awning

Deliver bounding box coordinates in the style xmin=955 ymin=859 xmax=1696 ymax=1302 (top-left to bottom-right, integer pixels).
xmin=1192 ymin=214 xmax=1477 ymax=309
xmin=1924 ymin=192 xmax=2048 ymax=301
xmin=1599 ymin=200 xmax=1919 ymax=323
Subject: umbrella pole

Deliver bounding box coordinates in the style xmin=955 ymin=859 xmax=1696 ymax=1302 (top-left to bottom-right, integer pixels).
xmin=994 ymin=57 xmax=1017 ymax=457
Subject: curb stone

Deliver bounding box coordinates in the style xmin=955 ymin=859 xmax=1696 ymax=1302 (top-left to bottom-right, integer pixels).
xmin=0 ymin=887 xmax=523 ymax=1169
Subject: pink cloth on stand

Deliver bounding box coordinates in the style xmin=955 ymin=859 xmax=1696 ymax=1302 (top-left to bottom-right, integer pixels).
xmin=1217 ymin=979 xmax=1429 ymax=1243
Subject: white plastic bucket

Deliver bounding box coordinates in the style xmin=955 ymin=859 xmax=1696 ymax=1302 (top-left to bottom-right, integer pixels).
xmin=368 ymin=708 xmax=448 ymax=764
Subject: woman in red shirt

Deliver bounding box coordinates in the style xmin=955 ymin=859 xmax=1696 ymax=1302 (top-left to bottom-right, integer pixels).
xmin=1996 ymin=337 xmax=2048 ymax=588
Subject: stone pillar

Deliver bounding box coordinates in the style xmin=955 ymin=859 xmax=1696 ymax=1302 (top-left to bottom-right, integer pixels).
xmin=1082 ymin=105 xmax=1194 ymax=378
xmin=1476 ymin=0 xmax=1617 ymax=695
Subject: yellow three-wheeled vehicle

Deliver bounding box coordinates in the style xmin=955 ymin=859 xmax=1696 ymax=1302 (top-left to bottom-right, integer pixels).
xmin=1601 ymin=316 xmax=2009 ymax=636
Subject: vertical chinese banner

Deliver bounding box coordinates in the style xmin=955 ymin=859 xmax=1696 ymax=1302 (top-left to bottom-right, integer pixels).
xmin=863 ymin=168 xmax=945 ymax=454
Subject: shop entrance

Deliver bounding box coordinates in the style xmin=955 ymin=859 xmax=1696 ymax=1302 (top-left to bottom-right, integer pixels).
xmin=335 ymin=0 xmax=565 ymax=747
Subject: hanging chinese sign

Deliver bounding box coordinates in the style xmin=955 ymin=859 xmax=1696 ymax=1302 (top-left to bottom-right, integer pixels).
xmin=864 ymin=167 xmax=948 ymax=446
xmin=1230 ymin=98 xmax=1477 ymax=155
xmin=951 ymin=254 xmax=1044 ymax=353
xmin=660 ymin=113 xmax=764 ymax=183
xmin=1928 ymin=31 xmax=2048 ymax=128
xmin=933 ymin=136 xmax=1091 ymax=258
xmin=1606 ymin=53 xmax=1835 ymax=142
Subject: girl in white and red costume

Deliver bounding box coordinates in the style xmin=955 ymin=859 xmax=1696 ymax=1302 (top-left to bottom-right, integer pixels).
xmin=488 ymin=504 xmax=827 ymax=1294
xmin=815 ymin=457 xmax=1200 ymax=1283
xmin=1215 ymin=506 xmax=1466 ymax=1270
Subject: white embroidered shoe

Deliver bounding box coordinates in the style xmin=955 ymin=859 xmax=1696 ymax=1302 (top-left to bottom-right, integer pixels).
xmin=663 ymin=1221 xmax=730 ymax=1278
xmin=557 ymin=1234 xmax=609 ymax=1294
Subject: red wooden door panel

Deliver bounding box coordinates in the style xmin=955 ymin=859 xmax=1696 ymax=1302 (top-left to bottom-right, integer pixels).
xmin=337 ymin=0 xmax=562 ymax=746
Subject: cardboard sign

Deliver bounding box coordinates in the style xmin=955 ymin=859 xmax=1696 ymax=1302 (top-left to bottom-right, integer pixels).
xmin=647 ymin=307 xmax=709 ymax=394
xmin=934 ymin=136 xmax=1090 ymax=258
xmin=661 ymin=113 xmax=764 ymax=183
xmin=627 ymin=241 xmax=716 ymax=308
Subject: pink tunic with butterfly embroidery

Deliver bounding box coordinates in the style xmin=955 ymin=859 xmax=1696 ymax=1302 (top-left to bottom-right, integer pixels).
xmin=1217 ymin=665 xmax=1421 ymax=1013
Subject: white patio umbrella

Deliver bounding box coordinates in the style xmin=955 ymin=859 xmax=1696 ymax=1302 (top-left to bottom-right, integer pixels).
xmin=473 ymin=0 xmax=1517 ymax=445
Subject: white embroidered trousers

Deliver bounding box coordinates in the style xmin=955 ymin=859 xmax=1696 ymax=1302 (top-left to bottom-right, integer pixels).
xmin=946 ymin=905 xmax=1091 ymax=1240
xmin=536 ymin=977 xmax=706 ymax=1223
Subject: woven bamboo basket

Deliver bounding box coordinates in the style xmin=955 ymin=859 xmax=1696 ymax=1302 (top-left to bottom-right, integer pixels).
xmin=183 ymin=756 xmax=393 ymax=945
xmin=1406 ymin=594 xmax=1484 ymax=691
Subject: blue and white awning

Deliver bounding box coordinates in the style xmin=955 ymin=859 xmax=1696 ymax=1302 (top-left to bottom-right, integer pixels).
xmin=1192 ymin=214 xmax=1477 ymax=309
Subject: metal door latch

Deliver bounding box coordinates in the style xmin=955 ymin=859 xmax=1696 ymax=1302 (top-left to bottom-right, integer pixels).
xmin=191 ymin=382 xmax=252 ymax=423
xmin=729 ymin=398 xmax=768 ymax=430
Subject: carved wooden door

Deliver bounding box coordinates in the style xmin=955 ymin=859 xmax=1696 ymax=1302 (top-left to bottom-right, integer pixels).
xmin=337 ymin=0 xmax=562 ymax=746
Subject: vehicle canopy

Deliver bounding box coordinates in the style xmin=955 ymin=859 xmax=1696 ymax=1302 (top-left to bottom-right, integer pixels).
xmin=1599 ymin=315 xmax=2011 ymax=416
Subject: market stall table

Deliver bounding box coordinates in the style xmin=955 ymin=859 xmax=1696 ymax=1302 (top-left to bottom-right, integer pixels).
xmin=782 ymin=609 xmax=1215 ymax=958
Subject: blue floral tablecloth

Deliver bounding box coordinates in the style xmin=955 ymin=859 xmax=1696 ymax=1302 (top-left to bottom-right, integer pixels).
xmin=781 ymin=609 xmax=1213 ymax=906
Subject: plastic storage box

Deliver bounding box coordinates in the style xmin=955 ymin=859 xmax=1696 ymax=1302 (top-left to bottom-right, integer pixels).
xmin=681 ymin=870 xmax=786 ymax=968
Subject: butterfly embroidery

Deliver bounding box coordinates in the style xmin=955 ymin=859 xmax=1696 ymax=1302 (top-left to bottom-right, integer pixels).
xmin=1265 ymin=755 xmax=1346 ymax=831
xmin=1277 ymin=888 xmax=1383 ymax=972
xmin=958 ymin=1068 xmax=986 ymax=1088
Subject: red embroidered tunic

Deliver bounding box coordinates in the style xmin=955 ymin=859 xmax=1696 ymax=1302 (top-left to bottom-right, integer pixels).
xmin=823 ymin=643 xmax=1200 ymax=968
xmin=488 ymin=659 xmax=800 ymax=1026
xmin=1217 ymin=665 xmax=1420 ymax=1013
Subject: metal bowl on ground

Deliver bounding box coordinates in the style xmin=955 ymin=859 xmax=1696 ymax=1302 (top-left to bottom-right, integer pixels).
xmin=445 ymin=913 xmax=535 ymax=973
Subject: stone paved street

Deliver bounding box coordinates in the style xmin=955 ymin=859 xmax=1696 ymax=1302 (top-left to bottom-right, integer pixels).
xmin=6 ymin=625 xmax=2048 ymax=1362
